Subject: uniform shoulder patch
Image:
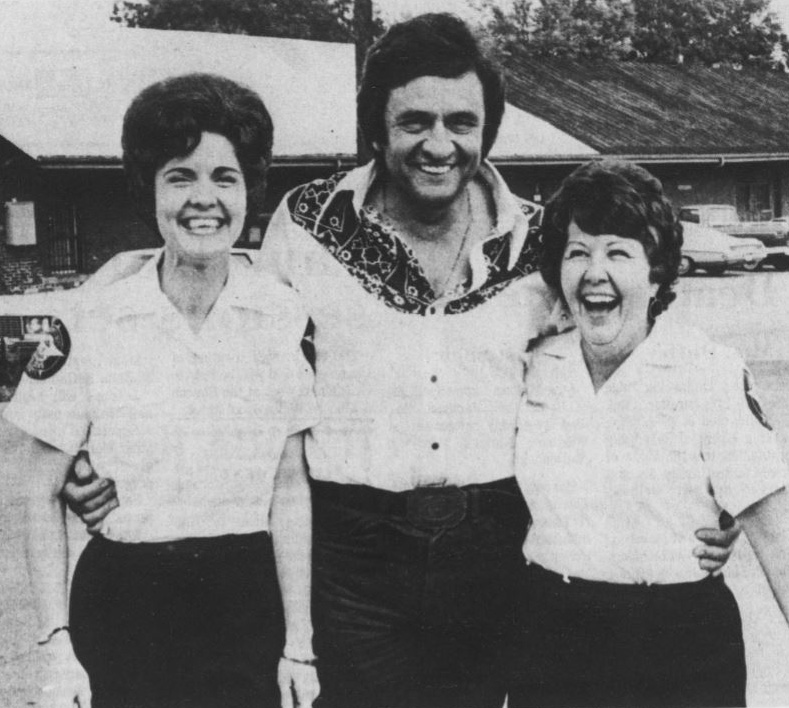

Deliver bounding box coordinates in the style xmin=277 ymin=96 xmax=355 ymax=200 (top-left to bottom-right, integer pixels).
xmin=24 ymin=317 xmax=71 ymax=381
xmin=743 ymin=368 xmax=772 ymax=431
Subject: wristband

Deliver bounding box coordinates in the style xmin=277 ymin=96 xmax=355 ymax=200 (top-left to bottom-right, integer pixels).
xmin=37 ymin=626 xmax=69 ymax=646
xmin=283 ymin=654 xmax=318 ymax=667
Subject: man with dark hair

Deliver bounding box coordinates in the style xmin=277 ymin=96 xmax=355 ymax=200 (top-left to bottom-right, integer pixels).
xmin=256 ymin=14 xmax=546 ymax=708
xmin=64 ymin=13 xmax=737 ymax=708
xmin=259 ymin=14 xmax=734 ymax=708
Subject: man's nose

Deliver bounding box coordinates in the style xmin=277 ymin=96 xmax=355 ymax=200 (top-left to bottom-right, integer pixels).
xmin=422 ymin=122 xmax=454 ymax=159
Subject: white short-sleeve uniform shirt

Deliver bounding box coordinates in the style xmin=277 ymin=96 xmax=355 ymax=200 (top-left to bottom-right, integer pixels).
xmin=516 ymin=320 xmax=787 ymax=584
xmin=5 ymin=251 xmax=318 ymax=542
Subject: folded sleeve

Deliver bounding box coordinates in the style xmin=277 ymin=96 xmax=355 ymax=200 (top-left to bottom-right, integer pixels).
xmin=703 ymin=347 xmax=788 ymax=517
xmin=3 ymin=314 xmax=90 ymax=456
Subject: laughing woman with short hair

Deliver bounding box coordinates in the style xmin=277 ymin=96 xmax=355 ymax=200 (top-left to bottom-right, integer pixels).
xmin=509 ymin=160 xmax=789 ymax=708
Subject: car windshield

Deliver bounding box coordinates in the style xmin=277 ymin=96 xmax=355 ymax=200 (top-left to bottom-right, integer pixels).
xmin=707 ymin=206 xmax=738 ymax=226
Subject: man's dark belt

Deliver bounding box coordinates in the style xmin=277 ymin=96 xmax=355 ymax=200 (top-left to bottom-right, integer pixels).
xmin=311 ymin=477 xmax=524 ymax=531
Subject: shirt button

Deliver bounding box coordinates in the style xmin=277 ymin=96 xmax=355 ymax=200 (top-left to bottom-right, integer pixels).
xmin=431 ymin=442 xmax=439 ymax=450
xmin=430 ymin=375 xmax=438 ymax=383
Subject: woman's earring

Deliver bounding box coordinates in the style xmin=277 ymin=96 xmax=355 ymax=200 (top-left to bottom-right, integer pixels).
xmin=648 ymin=296 xmax=663 ymax=321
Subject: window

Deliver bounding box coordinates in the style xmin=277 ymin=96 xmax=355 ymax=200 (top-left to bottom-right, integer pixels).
xmin=736 ymin=183 xmax=772 ymax=221
xmin=678 ymin=208 xmax=699 ymax=223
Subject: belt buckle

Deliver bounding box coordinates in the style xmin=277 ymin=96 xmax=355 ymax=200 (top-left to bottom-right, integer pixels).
xmin=406 ymin=486 xmax=467 ymax=531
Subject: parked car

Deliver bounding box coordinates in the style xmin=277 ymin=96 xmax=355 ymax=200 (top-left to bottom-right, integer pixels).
xmin=678 ymin=205 xmax=789 ymax=270
xmin=679 ymin=222 xmax=766 ymax=276
xmin=771 ymin=216 xmax=789 ymax=237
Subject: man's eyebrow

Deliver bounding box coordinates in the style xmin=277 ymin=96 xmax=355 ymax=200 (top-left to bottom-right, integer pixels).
xmin=394 ymin=109 xmax=433 ymax=121
xmin=447 ymin=110 xmax=481 ymax=122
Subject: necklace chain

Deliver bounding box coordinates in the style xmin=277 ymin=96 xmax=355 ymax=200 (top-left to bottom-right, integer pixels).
xmin=382 ymin=184 xmax=473 ymax=299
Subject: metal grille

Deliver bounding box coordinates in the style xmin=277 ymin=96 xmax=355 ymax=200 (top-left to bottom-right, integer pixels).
xmin=44 ymin=203 xmax=80 ymax=273
xmin=0 ymin=316 xmax=24 ymax=339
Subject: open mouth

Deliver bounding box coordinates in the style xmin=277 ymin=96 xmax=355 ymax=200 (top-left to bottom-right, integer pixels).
xmin=416 ymin=164 xmax=454 ymax=176
xmin=178 ymin=216 xmax=226 ymax=235
xmin=580 ymin=293 xmax=620 ymax=314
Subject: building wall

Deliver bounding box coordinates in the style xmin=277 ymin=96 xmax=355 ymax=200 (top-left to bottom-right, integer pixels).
xmin=652 ymin=163 xmax=789 ymax=220
xmin=0 ymin=162 xmax=346 ymax=294
xmin=4 ymin=158 xmax=787 ymax=295
xmin=497 ymin=161 xmax=789 ymax=221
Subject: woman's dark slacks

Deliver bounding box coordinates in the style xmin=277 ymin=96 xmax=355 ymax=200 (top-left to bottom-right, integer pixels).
xmin=70 ymin=532 xmax=284 ymax=708
xmin=509 ymin=562 xmax=747 ymax=708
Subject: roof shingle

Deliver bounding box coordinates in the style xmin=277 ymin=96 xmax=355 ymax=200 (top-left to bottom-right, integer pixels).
xmin=506 ymin=57 xmax=789 ymax=155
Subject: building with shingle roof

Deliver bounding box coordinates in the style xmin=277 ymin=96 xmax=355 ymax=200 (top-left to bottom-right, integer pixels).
xmin=500 ymin=57 xmax=789 ymax=219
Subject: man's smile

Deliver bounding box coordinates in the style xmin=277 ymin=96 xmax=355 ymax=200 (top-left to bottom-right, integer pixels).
xmin=415 ymin=163 xmax=455 ymax=176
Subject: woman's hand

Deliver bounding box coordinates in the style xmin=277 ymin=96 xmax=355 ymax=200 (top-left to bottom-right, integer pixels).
xmin=37 ymin=631 xmax=91 ymax=708
xmin=278 ymin=657 xmax=320 ymax=708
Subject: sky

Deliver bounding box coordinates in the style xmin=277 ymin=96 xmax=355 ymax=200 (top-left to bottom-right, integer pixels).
xmin=772 ymin=0 xmax=789 ymax=30
xmin=376 ymin=0 xmax=483 ymax=23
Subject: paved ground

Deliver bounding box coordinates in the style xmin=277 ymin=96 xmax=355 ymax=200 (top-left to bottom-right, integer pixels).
xmin=3 ymin=269 xmax=789 ymax=705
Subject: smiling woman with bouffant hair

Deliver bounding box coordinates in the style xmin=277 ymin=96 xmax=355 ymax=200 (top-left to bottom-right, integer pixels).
xmin=4 ymin=73 xmax=320 ymax=708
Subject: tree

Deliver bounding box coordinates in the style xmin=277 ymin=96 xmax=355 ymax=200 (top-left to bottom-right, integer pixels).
xmin=479 ymin=0 xmax=786 ymax=66
xmin=480 ymin=0 xmax=635 ymax=61
xmin=631 ymin=0 xmax=784 ymax=66
xmin=111 ymin=0 xmax=384 ymax=43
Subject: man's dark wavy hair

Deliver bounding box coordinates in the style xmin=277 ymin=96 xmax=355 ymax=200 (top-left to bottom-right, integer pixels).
xmin=540 ymin=159 xmax=683 ymax=319
xmin=122 ymin=73 xmax=273 ymax=229
xmin=357 ymin=13 xmax=506 ymax=163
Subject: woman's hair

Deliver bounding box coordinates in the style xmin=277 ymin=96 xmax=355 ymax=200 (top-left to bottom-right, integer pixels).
xmin=357 ymin=13 xmax=505 ymax=162
xmin=540 ymin=159 xmax=683 ymax=318
xmin=122 ymin=73 xmax=273 ymax=227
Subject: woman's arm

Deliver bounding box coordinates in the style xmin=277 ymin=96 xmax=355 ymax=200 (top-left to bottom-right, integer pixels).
xmin=24 ymin=435 xmax=91 ymax=707
xmin=270 ymin=432 xmax=320 ymax=708
xmin=738 ymin=487 xmax=789 ymax=622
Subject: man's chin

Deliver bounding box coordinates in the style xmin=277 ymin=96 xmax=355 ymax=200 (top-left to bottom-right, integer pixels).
xmin=410 ymin=185 xmax=465 ymax=210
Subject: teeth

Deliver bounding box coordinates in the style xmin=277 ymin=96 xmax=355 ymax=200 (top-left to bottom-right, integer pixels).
xmin=419 ymin=165 xmax=452 ymax=175
xmin=581 ymin=294 xmax=618 ymax=311
xmin=182 ymin=218 xmax=222 ymax=232
xmin=583 ymin=294 xmax=616 ymax=304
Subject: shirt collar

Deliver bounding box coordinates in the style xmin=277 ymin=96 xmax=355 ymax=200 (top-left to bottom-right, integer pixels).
xmin=538 ymin=316 xmax=686 ymax=368
xmin=109 ymin=248 xmax=277 ymax=321
xmin=339 ymin=159 xmax=536 ymax=272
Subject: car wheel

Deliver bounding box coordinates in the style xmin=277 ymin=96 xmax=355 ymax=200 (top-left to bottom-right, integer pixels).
xmin=705 ymin=265 xmax=726 ymax=276
xmin=741 ymin=259 xmax=761 ymax=272
xmin=678 ymin=256 xmax=694 ymax=276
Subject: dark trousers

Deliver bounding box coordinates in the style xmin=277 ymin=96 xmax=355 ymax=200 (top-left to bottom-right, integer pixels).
xmin=311 ymin=477 xmax=530 ymax=708
xmin=70 ymin=533 xmax=284 ymax=708
xmin=508 ymin=562 xmax=747 ymax=708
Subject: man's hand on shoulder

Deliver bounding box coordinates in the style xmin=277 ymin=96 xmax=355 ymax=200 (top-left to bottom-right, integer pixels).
xmin=80 ymin=250 xmax=151 ymax=291
xmin=694 ymin=514 xmax=742 ymax=575
xmin=62 ymin=451 xmax=119 ymax=534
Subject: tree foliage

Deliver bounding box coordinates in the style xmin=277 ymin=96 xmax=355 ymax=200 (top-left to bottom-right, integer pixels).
xmin=483 ymin=0 xmax=635 ymax=61
xmin=480 ymin=0 xmax=786 ymax=66
xmin=111 ymin=0 xmax=383 ymax=43
xmin=632 ymin=0 xmax=784 ymax=65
